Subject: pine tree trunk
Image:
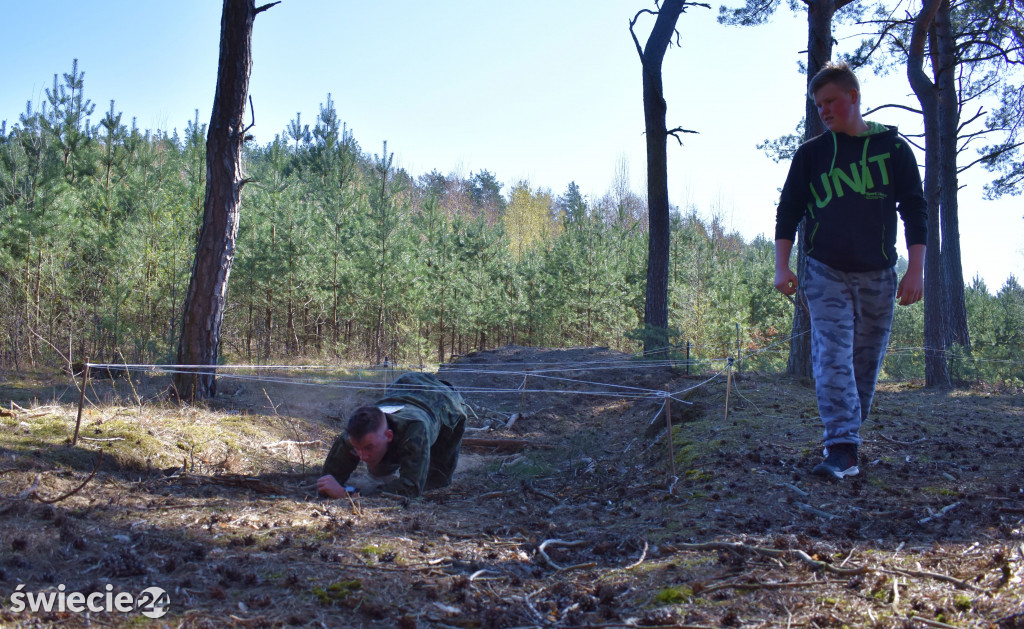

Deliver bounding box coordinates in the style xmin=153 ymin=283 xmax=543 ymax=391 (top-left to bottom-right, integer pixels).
xmin=909 ymin=0 xmax=952 ymax=388
xmin=635 ymin=0 xmax=684 ymax=356
xmin=23 ymin=245 xmax=34 ymax=365
xmin=174 ymin=0 xmax=276 ymax=400
xmin=438 ymin=284 xmax=445 ymax=365
xmin=332 ymin=244 xmax=340 ymax=344
xmin=935 ymin=0 xmax=970 ymax=352
xmin=785 ymin=1 xmax=836 ymax=380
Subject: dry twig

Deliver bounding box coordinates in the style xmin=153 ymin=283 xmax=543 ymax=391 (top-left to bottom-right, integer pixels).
xmin=523 ymin=480 xmax=559 ymax=503
xmin=701 ymin=579 xmax=844 ymax=595
xmin=879 ymin=433 xmax=927 ymax=446
xmin=918 ymin=501 xmax=961 ymax=524
xmin=262 ymin=439 xmax=321 ymax=449
xmin=536 ymin=538 xmax=586 ymax=570
xmin=883 ymin=566 xmax=984 ymax=592
xmin=795 ymin=501 xmax=838 ymax=520
xmin=909 ymin=616 xmax=963 ymax=629
xmin=624 ymin=538 xmax=649 ymax=570
xmin=33 ymin=450 xmax=104 ymax=504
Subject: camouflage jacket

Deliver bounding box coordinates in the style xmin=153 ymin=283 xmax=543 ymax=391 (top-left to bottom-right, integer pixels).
xmin=321 ymin=373 xmax=468 ymax=497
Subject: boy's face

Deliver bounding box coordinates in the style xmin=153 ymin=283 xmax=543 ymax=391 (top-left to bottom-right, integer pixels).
xmin=350 ymin=425 xmax=393 ymax=467
xmin=814 ymin=82 xmax=862 ymax=135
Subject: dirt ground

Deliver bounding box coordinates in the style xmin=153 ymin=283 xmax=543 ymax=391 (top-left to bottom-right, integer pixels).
xmin=0 ymin=345 xmax=1022 ymax=628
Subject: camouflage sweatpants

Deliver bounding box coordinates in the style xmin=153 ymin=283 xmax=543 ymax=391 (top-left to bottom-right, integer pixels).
xmin=804 ymin=257 xmax=897 ymax=447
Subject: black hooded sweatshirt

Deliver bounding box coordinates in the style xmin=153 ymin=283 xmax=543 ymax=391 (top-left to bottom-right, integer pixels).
xmin=775 ymin=122 xmax=928 ymax=273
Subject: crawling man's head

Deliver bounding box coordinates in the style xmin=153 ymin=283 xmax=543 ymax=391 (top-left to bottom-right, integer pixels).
xmin=346 ymin=406 xmax=393 ymax=467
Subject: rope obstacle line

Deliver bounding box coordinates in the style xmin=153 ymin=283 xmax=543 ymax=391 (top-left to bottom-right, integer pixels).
xmin=82 ymin=330 xmax=1018 ymax=406
xmin=76 ymin=327 xmax=809 ymax=406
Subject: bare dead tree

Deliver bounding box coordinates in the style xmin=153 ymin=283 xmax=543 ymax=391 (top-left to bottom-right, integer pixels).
xmin=629 ymin=0 xmax=707 ymax=356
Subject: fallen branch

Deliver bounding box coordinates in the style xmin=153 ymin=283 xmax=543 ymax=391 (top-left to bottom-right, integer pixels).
xmin=909 ymin=616 xmax=963 ymax=629
xmin=669 ymin=541 xmax=788 ymax=559
xmin=624 ymin=539 xmax=649 ymax=570
xmin=677 ymin=542 xmax=982 ymax=589
xmin=795 ymin=501 xmax=838 ymax=520
xmin=331 ymin=561 xmax=446 ymax=573
xmin=21 ymin=408 xmax=63 ymax=420
xmin=883 ymin=566 xmax=983 ymax=592
xmin=668 ymin=541 xmax=870 ymax=576
xmin=523 ymin=480 xmax=559 ymax=503
xmin=777 ymin=482 xmax=809 ymax=497
xmin=478 ymin=490 xmax=515 ymax=501
xmin=260 ymin=439 xmax=321 ymax=449
xmin=469 ymin=569 xmax=504 ymax=581
xmin=33 ymin=450 xmax=103 ymax=504
xmin=879 ymin=433 xmax=927 ymax=446
xmin=918 ymin=502 xmax=961 ymax=524
xmin=701 ymin=579 xmax=842 ymax=595
xmin=461 ymin=437 xmax=556 ymax=452
xmin=678 ymin=542 xmax=985 ymax=591
xmin=536 ymin=538 xmax=587 ymax=571
xmin=789 ymin=550 xmax=871 ymax=576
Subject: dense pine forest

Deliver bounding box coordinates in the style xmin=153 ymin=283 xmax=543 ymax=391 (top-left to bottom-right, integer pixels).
xmin=1 ymin=62 xmax=1022 ymax=385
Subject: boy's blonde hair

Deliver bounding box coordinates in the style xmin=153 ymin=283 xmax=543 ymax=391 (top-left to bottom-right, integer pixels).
xmin=808 ymin=62 xmax=860 ymax=99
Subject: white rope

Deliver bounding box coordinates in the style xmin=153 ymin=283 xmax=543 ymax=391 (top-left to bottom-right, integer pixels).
xmin=143 ymin=367 xmax=666 ymax=401
xmin=443 ymin=358 xmax=684 ymax=371
xmin=437 ymin=367 xmax=669 ymax=395
xmin=736 ymin=328 xmax=811 ymax=362
xmin=886 ymin=347 xmax=1024 ymax=366
xmin=81 ymin=328 xmax=1019 ymax=408
xmin=672 ymin=364 xmax=730 ymax=398
xmin=86 ymin=362 xmax=406 ymax=372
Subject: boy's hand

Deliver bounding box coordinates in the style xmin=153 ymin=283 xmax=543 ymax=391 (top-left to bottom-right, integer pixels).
xmin=316 ymin=474 xmax=349 ymax=498
xmin=897 ymin=244 xmax=929 ymax=307
xmin=897 ymin=244 xmax=926 ymax=306
xmin=896 ymin=272 xmax=923 ymax=306
xmin=774 ymin=268 xmax=799 ymax=296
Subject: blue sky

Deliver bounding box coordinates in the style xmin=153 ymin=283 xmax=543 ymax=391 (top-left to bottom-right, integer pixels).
xmin=3 ymin=0 xmax=1021 ymax=291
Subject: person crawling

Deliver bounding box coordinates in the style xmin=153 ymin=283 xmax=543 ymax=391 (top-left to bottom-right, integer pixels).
xmin=317 ymin=372 xmax=469 ymax=498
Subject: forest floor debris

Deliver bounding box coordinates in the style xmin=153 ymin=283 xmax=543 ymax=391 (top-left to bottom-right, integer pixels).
xmin=0 ymin=345 xmax=1022 ymax=627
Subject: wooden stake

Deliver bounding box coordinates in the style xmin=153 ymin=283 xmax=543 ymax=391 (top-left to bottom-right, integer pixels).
xmin=664 ymin=387 xmax=676 ymax=480
xmin=723 ymin=357 xmax=734 ymax=424
xmin=72 ymin=359 xmax=90 ymax=446
xmin=518 ymin=369 xmax=530 ymax=416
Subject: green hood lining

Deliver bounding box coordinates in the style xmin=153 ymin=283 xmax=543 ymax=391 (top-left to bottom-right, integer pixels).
xmin=827 ymin=121 xmax=889 ymax=175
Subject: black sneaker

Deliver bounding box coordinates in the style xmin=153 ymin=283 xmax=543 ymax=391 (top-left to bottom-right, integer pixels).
xmin=812 ymin=443 xmax=859 ymax=481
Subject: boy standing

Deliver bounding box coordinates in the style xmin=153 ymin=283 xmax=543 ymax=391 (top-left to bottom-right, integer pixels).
xmin=774 ymin=62 xmax=927 ymax=481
